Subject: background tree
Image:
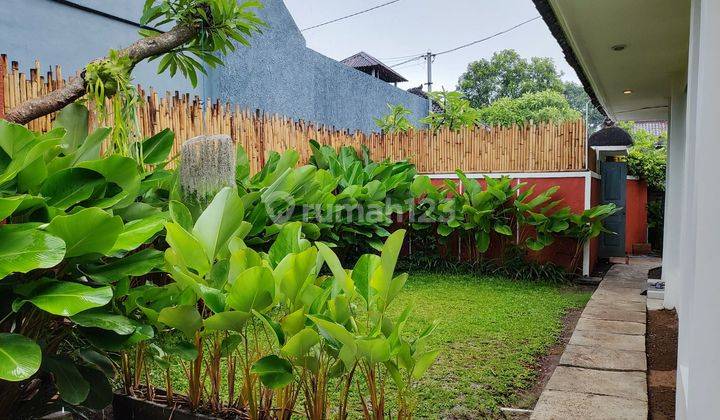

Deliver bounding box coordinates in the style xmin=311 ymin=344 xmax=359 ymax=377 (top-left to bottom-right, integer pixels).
xmin=477 ymin=90 xmax=581 ymax=126
xmin=458 ymin=49 xmax=604 ymax=131
xmin=457 ymin=49 xmax=563 ymax=108
xmin=563 ymin=81 xmax=605 ymax=131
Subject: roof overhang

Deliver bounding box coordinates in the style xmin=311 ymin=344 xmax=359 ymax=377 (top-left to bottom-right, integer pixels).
xmin=533 ymin=0 xmax=691 ymax=121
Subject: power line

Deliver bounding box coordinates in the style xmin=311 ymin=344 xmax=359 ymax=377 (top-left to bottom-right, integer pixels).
xmin=390 ymin=15 xmax=541 ymax=68
xmin=435 ymin=16 xmax=541 ymax=56
xmin=301 ymin=0 xmax=402 ymax=32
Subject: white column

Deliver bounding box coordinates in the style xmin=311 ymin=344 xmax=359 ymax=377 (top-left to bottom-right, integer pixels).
xmin=677 ymin=0 xmax=720 ymax=418
xmin=661 ymin=79 xmax=686 ymax=310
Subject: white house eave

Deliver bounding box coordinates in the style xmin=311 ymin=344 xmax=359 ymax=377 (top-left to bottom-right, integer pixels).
xmin=547 ymin=0 xmax=615 ymax=120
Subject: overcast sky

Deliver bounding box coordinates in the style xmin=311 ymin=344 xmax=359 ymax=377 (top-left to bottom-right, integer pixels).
xmin=284 ymin=0 xmax=580 ymax=91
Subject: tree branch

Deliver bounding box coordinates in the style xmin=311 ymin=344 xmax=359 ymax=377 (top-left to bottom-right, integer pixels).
xmin=4 ymin=23 xmax=198 ymax=125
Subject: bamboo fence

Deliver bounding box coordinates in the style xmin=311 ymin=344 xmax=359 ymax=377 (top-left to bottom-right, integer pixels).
xmin=1 ymin=56 xmax=587 ymax=174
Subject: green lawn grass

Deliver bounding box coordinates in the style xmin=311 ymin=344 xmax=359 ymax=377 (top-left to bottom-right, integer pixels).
xmin=391 ymin=273 xmax=590 ymax=418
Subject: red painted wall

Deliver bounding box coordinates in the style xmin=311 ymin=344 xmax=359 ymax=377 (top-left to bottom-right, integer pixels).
xmin=625 ymin=179 xmax=648 ymax=253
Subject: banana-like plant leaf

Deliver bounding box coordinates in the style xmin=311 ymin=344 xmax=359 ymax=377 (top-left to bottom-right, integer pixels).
xmin=192 ymin=187 xmax=244 ymax=259
xmin=111 ymin=213 xmax=167 ymax=253
xmin=158 ymin=305 xmax=203 ymax=339
xmin=14 ymin=281 xmax=112 ymax=316
xmin=281 ymin=327 xmax=319 ymax=358
xmin=44 ymin=357 xmax=90 ymax=405
xmin=251 ymin=355 xmax=294 ymax=389
xmin=0 ymin=333 xmax=41 ymax=381
xmin=46 ymin=208 xmax=124 ymax=257
xmin=140 ymin=128 xmax=174 ymax=165
xmin=0 ymin=228 xmax=65 ymax=279
xmin=411 ymin=349 xmax=441 ymax=379
xmin=227 ymin=266 xmax=275 ymax=313
xmin=81 ymin=248 xmax=164 ymax=283
xmin=71 ymin=310 xmax=137 ymax=335
xmin=204 ymin=311 xmax=250 ymax=332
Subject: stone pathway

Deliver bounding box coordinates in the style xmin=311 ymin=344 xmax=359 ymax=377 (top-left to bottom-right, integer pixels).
xmin=531 ymin=259 xmax=656 ymax=420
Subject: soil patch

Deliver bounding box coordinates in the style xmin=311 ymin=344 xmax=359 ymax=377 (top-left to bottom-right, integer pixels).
xmin=649 ymin=266 xmax=662 ymax=280
xmin=647 ymin=308 xmax=678 ymax=419
xmin=591 ymin=258 xmax=613 ymax=278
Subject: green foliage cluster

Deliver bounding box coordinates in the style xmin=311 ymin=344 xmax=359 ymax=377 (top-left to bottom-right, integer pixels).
xmin=0 ymin=104 xmax=177 ymax=416
xmin=457 ymin=49 xmax=603 ymax=129
xmin=420 ymin=91 xmax=482 ymax=131
xmin=0 ymin=108 xmax=436 ymax=418
xmin=476 ymin=90 xmax=582 ymax=127
xmin=411 ymin=170 xmax=619 ymax=273
xmin=620 ymin=121 xmax=667 ymax=191
xmin=458 ymin=49 xmax=564 ymax=108
xmin=374 ymin=104 xmax=414 ymax=133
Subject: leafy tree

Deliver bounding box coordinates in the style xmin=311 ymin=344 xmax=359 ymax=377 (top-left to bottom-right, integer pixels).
xmin=620 ymin=121 xmax=667 ymax=191
xmin=421 ymin=91 xmax=481 ymax=131
xmin=563 ymin=81 xmax=605 ymax=131
xmin=374 ymin=104 xmax=414 ymax=133
xmin=477 ymin=90 xmax=581 ymax=126
xmin=457 ymin=49 xmax=564 ymax=108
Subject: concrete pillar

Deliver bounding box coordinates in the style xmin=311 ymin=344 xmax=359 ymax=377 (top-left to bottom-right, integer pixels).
xmin=676 ymin=0 xmax=720 ymax=418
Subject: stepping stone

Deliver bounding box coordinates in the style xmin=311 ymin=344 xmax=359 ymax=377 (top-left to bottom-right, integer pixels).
xmin=545 ymin=366 xmax=647 ymax=401
xmin=581 ymin=306 xmax=646 ymax=323
xmin=575 ymin=318 xmax=646 ymax=335
xmin=531 ymin=390 xmax=647 ymax=420
xmin=560 ymin=344 xmax=647 ymax=371
xmin=569 ymin=329 xmax=645 ymax=352
xmin=592 ymin=290 xmax=645 ymax=304
xmin=585 ymin=299 xmax=646 ymax=313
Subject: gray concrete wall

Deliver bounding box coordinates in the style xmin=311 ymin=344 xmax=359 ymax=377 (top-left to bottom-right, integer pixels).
xmin=205 ymin=0 xmax=429 ymax=133
xmin=0 ymin=0 xmax=197 ymax=94
xmin=2 ymin=0 xmax=428 ymax=132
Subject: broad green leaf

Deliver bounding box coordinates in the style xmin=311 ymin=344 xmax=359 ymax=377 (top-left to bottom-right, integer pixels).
xmin=53 ymin=102 xmax=89 ymax=152
xmin=78 ymin=349 xmax=115 ymax=377
xmin=169 ymin=200 xmax=193 ymax=231
xmin=193 ymin=187 xmax=244 ymax=259
xmin=475 ymin=231 xmax=491 ymax=253
xmin=357 ymin=337 xmax=391 ymax=364
xmin=251 ymin=355 xmax=294 ymax=389
xmin=140 ymin=128 xmax=174 ymax=165
xmin=204 ymin=311 xmax=250 ymax=332
xmin=0 ymin=333 xmax=41 ymax=381
xmin=14 ymin=281 xmax=112 ymax=316
xmin=111 ymin=213 xmax=167 ymax=252
xmin=281 ymin=308 xmax=306 ymax=338
xmin=411 ymin=349 xmax=440 ymax=379
xmin=316 ymin=242 xmax=352 ymax=295
xmin=228 ymin=247 xmax=263 ymax=286
xmin=220 ymin=334 xmax=243 ymax=357
xmin=274 ymin=247 xmax=318 ymax=305
xmin=78 ymin=366 xmax=113 ymax=409
xmin=0 ymin=195 xmax=25 ymax=220
xmin=493 ymin=223 xmax=513 ymax=236
xmin=77 ymin=155 xmax=141 ymax=208
xmin=227 ymin=266 xmax=275 ymax=313
xmin=281 ymin=327 xmax=319 ymax=358
xmin=40 ymin=168 xmax=104 ymax=210
xmin=165 ymin=222 xmax=210 ymax=276
xmin=81 ymin=248 xmax=164 ymax=283
xmin=352 ymin=254 xmax=380 ymax=308
xmin=268 ymin=222 xmax=309 ymax=267
xmin=158 ymin=305 xmax=203 ymax=338
xmin=0 ymin=229 xmax=65 ymax=279
xmin=254 ymin=310 xmax=286 ymax=347
xmin=46 ymin=208 xmax=123 ymax=257
xmin=71 ymin=310 xmax=136 ymax=335
xmin=166 ymin=341 xmax=199 ymax=361
xmin=44 ymin=357 xmax=90 ymax=405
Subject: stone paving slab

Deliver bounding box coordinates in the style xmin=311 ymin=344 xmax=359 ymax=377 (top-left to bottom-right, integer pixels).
xmin=531 ymin=390 xmax=648 ymax=420
xmin=569 ymin=329 xmax=645 ymax=351
xmin=531 ymin=260 xmax=651 ymax=419
xmin=581 ymin=306 xmax=646 ymax=323
xmin=560 ymin=344 xmax=647 ymax=371
xmin=545 ymin=366 xmax=647 ymax=401
xmin=585 ymin=298 xmax=646 ymax=313
xmin=575 ymin=318 xmax=646 ymax=335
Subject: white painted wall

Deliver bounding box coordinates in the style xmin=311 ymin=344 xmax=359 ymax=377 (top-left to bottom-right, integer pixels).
xmin=670 ymin=0 xmax=720 ymax=418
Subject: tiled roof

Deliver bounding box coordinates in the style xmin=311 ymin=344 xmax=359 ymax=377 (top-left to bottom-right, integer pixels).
xmin=341 ymin=51 xmax=408 ymax=83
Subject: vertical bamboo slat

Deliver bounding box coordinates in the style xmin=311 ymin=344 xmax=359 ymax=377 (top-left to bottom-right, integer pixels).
xmin=2 ymin=57 xmax=588 ymax=174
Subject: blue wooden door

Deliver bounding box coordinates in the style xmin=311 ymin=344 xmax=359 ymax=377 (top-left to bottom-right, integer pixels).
xmin=599 ymin=162 xmax=627 ymax=258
